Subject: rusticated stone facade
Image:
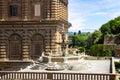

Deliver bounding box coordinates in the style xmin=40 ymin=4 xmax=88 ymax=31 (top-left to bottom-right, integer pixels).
xmin=0 ymin=0 xmax=70 ymax=63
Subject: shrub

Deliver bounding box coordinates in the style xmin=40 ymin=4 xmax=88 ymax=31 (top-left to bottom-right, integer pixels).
xmin=115 ymin=62 xmax=120 ymax=73
xmin=78 ymin=47 xmax=86 ymax=53
xmin=89 ymin=44 xmax=112 ymax=57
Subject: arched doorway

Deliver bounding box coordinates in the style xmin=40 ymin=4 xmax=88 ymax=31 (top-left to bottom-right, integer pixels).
xmin=9 ymin=34 xmax=22 ymax=60
xmin=31 ymin=34 xmax=44 ymax=60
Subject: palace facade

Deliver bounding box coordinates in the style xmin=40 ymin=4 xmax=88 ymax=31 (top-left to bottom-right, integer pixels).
xmin=0 ymin=0 xmax=70 ymax=65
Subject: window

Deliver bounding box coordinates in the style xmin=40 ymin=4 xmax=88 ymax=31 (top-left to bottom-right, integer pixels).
xmin=31 ymin=34 xmax=44 ymax=60
xmin=10 ymin=5 xmax=18 ymax=16
xmin=34 ymin=4 xmax=40 ymax=16
xmin=9 ymin=34 xmax=22 ymax=60
xmin=35 ymin=44 xmax=41 ymax=55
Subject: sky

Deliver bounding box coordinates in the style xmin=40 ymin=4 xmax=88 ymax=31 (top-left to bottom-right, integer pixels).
xmin=68 ymin=0 xmax=120 ymax=32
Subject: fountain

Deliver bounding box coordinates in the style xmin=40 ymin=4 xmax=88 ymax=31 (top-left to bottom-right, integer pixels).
xmin=16 ymin=24 xmax=87 ymax=72
xmin=46 ymin=24 xmax=82 ymax=61
xmin=25 ymin=24 xmax=81 ymax=71
xmin=44 ymin=24 xmax=69 ymax=71
xmin=42 ymin=24 xmax=84 ymax=71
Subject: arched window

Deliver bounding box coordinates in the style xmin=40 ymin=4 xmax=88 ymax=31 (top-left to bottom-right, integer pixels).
xmin=31 ymin=34 xmax=44 ymax=60
xmin=9 ymin=34 xmax=22 ymax=60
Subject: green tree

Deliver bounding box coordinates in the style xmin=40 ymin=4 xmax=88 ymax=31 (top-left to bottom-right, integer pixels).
xmin=100 ymin=23 xmax=111 ymax=35
xmin=86 ymin=33 xmax=93 ymax=49
xmin=90 ymin=44 xmax=112 ymax=57
xmin=69 ymin=33 xmax=87 ymax=48
xmin=74 ymin=32 xmax=76 ymax=35
xmin=86 ymin=30 xmax=101 ymax=49
xmin=92 ymin=30 xmax=102 ymax=44
xmin=100 ymin=16 xmax=120 ymax=35
xmin=78 ymin=30 xmax=81 ymax=34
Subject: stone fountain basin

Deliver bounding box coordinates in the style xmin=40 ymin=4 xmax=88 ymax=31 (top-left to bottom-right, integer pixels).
xmin=43 ymin=55 xmax=82 ymax=63
xmin=45 ymin=62 xmax=65 ymax=71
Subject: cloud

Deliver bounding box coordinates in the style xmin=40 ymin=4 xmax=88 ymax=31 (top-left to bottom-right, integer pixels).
xmin=69 ymin=14 xmax=86 ymax=32
xmin=68 ymin=0 xmax=120 ymax=32
xmin=68 ymin=0 xmax=86 ymax=32
xmin=98 ymin=0 xmax=120 ymax=9
xmin=109 ymin=11 xmax=120 ymax=18
xmin=94 ymin=12 xmax=107 ymax=15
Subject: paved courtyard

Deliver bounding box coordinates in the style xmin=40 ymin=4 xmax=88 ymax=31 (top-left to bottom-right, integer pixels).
xmin=19 ymin=60 xmax=110 ymax=74
xmin=71 ymin=60 xmax=110 ymax=73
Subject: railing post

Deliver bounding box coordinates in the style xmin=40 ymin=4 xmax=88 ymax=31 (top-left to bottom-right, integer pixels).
xmin=116 ymin=74 xmax=120 ymax=80
xmin=47 ymin=73 xmax=53 ymax=80
xmin=110 ymin=75 xmax=115 ymax=80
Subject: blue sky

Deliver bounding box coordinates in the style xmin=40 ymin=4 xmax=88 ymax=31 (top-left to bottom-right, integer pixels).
xmin=68 ymin=0 xmax=120 ymax=32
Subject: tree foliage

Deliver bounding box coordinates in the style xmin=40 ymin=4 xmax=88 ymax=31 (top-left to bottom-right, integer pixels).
xmin=78 ymin=47 xmax=86 ymax=53
xmin=100 ymin=16 xmax=120 ymax=35
xmin=73 ymin=34 xmax=87 ymax=47
xmin=90 ymin=44 xmax=112 ymax=57
xmin=86 ymin=30 xmax=102 ymax=49
xmin=69 ymin=31 xmax=88 ymax=48
xmin=115 ymin=62 xmax=120 ymax=72
xmin=69 ymin=16 xmax=120 ymax=56
xmin=86 ymin=16 xmax=120 ymax=48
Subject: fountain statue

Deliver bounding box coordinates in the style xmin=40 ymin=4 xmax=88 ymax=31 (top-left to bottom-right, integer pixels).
xmin=61 ymin=24 xmax=67 ymax=56
xmin=56 ymin=24 xmax=68 ymax=56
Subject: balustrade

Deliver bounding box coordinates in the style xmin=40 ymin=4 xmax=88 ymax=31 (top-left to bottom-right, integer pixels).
xmin=0 ymin=72 xmax=116 ymax=80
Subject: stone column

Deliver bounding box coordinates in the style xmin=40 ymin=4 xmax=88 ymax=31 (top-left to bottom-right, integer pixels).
xmin=22 ymin=43 xmax=30 ymax=61
xmin=51 ymin=0 xmax=58 ymax=19
xmin=51 ymin=28 xmax=58 ymax=54
xmin=45 ymin=27 xmax=58 ymax=54
xmin=1 ymin=0 xmax=8 ymax=21
xmin=21 ymin=0 xmax=30 ymax=21
xmin=22 ymin=29 xmax=30 ymax=61
xmin=0 ymin=31 xmax=7 ymax=61
xmin=45 ymin=29 xmax=52 ymax=53
xmin=0 ymin=1 xmax=2 ymax=20
xmin=0 ymin=43 xmax=7 ymax=61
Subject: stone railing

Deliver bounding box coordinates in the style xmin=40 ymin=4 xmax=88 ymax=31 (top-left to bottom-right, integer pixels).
xmin=0 ymin=71 xmax=116 ymax=80
xmin=116 ymin=74 xmax=120 ymax=80
xmin=111 ymin=57 xmax=116 ymax=74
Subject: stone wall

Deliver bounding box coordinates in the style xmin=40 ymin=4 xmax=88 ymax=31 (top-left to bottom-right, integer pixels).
xmin=104 ymin=36 xmax=120 ymax=56
xmin=0 ymin=0 xmax=68 ymax=21
xmin=104 ymin=36 xmax=120 ymax=45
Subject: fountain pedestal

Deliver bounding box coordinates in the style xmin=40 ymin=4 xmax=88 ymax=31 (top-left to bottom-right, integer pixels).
xmin=44 ymin=55 xmax=82 ymax=63
xmin=45 ymin=62 xmax=65 ymax=71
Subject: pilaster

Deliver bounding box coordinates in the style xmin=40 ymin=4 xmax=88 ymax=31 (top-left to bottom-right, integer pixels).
xmin=0 ymin=1 xmax=2 ymax=20
xmin=21 ymin=0 xmax=31 ymax=21
xmin=22 ymin=30 xmax=31 ymax=61
xmin=0 ymin=31 xmax=7 ymax=61
xmin=1 ymin=0 xmax=8 ymax=21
